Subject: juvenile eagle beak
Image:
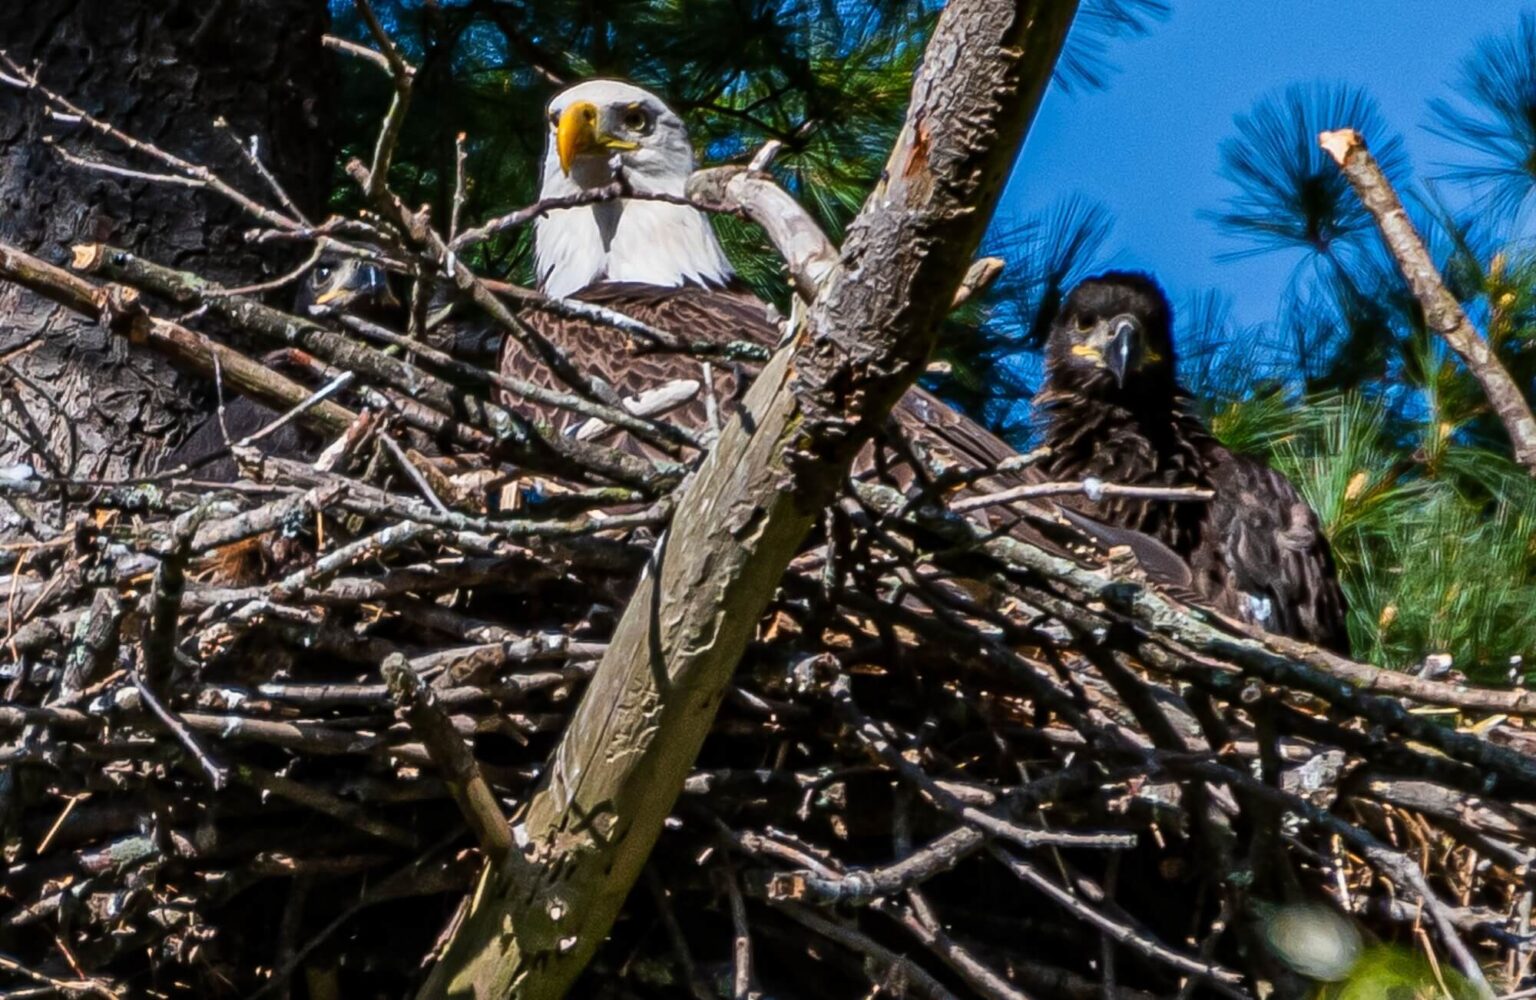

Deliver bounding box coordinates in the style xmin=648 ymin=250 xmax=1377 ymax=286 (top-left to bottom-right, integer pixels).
xmin=557 ymin=100 xmax=640 ymax=175
xmin=312 ymin=262 xmax=398 ymax=310
xmin=1105 ymin=316 xmax=1138 ymax=388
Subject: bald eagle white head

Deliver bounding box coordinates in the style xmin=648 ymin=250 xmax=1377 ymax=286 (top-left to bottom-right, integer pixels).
xmin=535 ymin=79 xmax=735 ymax=298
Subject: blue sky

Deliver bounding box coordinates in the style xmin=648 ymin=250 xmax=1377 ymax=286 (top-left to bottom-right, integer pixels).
xmin=1001 ymin=1 xmax=1532 ymax=332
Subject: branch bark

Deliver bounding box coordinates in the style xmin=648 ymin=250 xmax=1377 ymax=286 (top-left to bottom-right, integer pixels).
xmin=688 ymin=166 xmax=841 ymax=299
xmin=0 ymin=240 xmax=357 ymax=439
xmin=415 ymin=1 xmax=1079 ymax=996
xmin=1321 ymin=128 xmax=1536 ymax=472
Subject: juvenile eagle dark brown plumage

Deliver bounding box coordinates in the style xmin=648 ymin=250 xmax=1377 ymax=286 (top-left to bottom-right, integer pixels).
xmin=1037 ymin=271 xmax=1350 ymax=653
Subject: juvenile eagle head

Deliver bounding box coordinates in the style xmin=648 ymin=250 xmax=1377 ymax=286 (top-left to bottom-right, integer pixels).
xmin=1045 ymin=271 xmax=1176 ymax=399
xmin=534 ymin=79 xmax=735 ymax=298
xmin=293 ymin=255 xmax=399 ymax=320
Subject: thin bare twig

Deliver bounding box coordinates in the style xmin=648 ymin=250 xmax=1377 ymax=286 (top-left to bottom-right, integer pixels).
xmin=449 ymin=131 xmax=469 ymax=243
xmin=949 ymin=479 xmax=1214 ymax=514
xmin=322 ymin=33 xmax=391 ymax=73
xmin=213 ymin=116 xmax=313 ymax=227
xmin=352 ymin=0 xmax=415 ymax=199
xmin=772 ymin=902 xmax=962 ymax=1000
xmin=0 ymin=51 xmax=299 ymax=232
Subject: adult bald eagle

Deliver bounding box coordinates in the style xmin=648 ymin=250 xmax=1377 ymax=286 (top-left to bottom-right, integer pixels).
xmin=499 ymin=80 xmax=1060 ymax=494
xmin=1038 ymin=272 xmax=1350 ymax=653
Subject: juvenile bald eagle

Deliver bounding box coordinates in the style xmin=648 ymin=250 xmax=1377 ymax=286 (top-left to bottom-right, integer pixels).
xmin=165 ymin=255 xmax=400 ymax=479
xmin=1038 ymin=272 xmax=1350 ymax=653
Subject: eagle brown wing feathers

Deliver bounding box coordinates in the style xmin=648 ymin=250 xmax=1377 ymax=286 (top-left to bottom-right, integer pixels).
xmin=496 ymin=282 xmax=766 ymax=457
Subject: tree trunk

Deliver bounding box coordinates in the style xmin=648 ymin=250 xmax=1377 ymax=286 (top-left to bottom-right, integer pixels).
xmin=417 ymin=1 xmax=1078 ymax=996
xmin=0 ymin=0 xmax=332 ymax=496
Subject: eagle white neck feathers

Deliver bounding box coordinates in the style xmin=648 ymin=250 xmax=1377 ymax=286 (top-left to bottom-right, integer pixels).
xmin=534 ymin=79 xmax=735 ymax=299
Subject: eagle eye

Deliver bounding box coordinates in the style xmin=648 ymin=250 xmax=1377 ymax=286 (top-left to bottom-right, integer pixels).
xmin=547 ymin=109 xmax=560 ymax=128
xmin=315 ymin=265 xmax=332 ymax=282
xmin=1075 ymin=314 xmax=1095 ymax=333
xmin=621 ymin=105 xmax=652 ymax=134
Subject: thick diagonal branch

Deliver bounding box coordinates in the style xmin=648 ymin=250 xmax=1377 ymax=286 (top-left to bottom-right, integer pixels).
xmin=0 ymin=241 xmax=356 ymax=438
xmin=415 ymin=2 xmax=1079 ymax=997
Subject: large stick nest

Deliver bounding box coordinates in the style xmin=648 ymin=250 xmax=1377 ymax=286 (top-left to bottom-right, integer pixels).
xmin=0 ymin=35 xmax=1534 ymax=1000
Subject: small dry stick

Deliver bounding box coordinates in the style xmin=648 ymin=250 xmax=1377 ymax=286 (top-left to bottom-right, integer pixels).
xmin=772 ymin=902 xmax=962 ymax=1000
xmin=1321 ymin=128 xmax=1536 ymax=472
xmin=132 ymin=670 xmax=229 ymax=792
xmin=206 ymin=243 xmax=325 ymax=299
xmin=379 ymin=432 xmax=451 ymax=516
xmin=645 ymin=868 xmax=715 ymax=1000
xmin=0 ymin=952 xmax=122 ymax=1000
xmin=213 ymin=116 xmax=312 ymax=226
xmin=988 ymin=847 xmax=1248 ymax=997
xmin=322 ymin=33 xmax=391 ymax=73
xmin=449 ymin=131 xmax=469 ymax=243
xmin=382 ymin=653 xmax=511 ymax=864
xmin=352 ymin=0 xmax=416 ymax=199
xmin=951 ymin=257 xmax=1006 ymax=309
xmin=949 ymin=479 xmax=1213 ymax=514
xmin=449 ymin=182 xmax=624 ymax=251
xmin=719 ymin=859 xmax=757 ymax=999
xmin=766 ymin=826 xmax=984 ymax=906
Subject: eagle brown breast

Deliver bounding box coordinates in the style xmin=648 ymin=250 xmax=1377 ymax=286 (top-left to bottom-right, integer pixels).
xmin=500 ymin=282 xmax=1047 ymax=475
xmin=1037 ymin=380 xmax=1350 ymax=654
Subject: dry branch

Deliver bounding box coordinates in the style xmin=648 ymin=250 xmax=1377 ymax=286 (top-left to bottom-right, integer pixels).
xmin=1321 ymin=128 xmax=1536 ymax=472
xmin=383 ymin=653 xmax=512 ymax=864
xmin=0 ymin=240 xmax=357 ymax=437
xmin=688 ymin=167 xmax=841 ymax=299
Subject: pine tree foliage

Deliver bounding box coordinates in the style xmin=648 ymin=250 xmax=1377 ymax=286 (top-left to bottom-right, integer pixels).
xmin=1209 ymin=390 xmax=1536 ymax=679
xmin=1211 ymin=83 xmax=1410 ymax=261
xmin=1428 ymin=11 xmax=1536 ymax=220
xmin=1194 ymin=35 xmax=1536 ymax=676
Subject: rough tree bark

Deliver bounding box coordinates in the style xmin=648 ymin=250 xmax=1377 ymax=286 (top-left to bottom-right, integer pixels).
xmin=0 ymin=0 xmax=332 ymax=490
xmin=416 ymin=1 xmax=1080 ymax=996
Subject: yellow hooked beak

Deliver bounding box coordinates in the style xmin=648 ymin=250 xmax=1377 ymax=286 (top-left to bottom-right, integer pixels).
xmin=556 ymin=100 xmax=639 ymax=175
